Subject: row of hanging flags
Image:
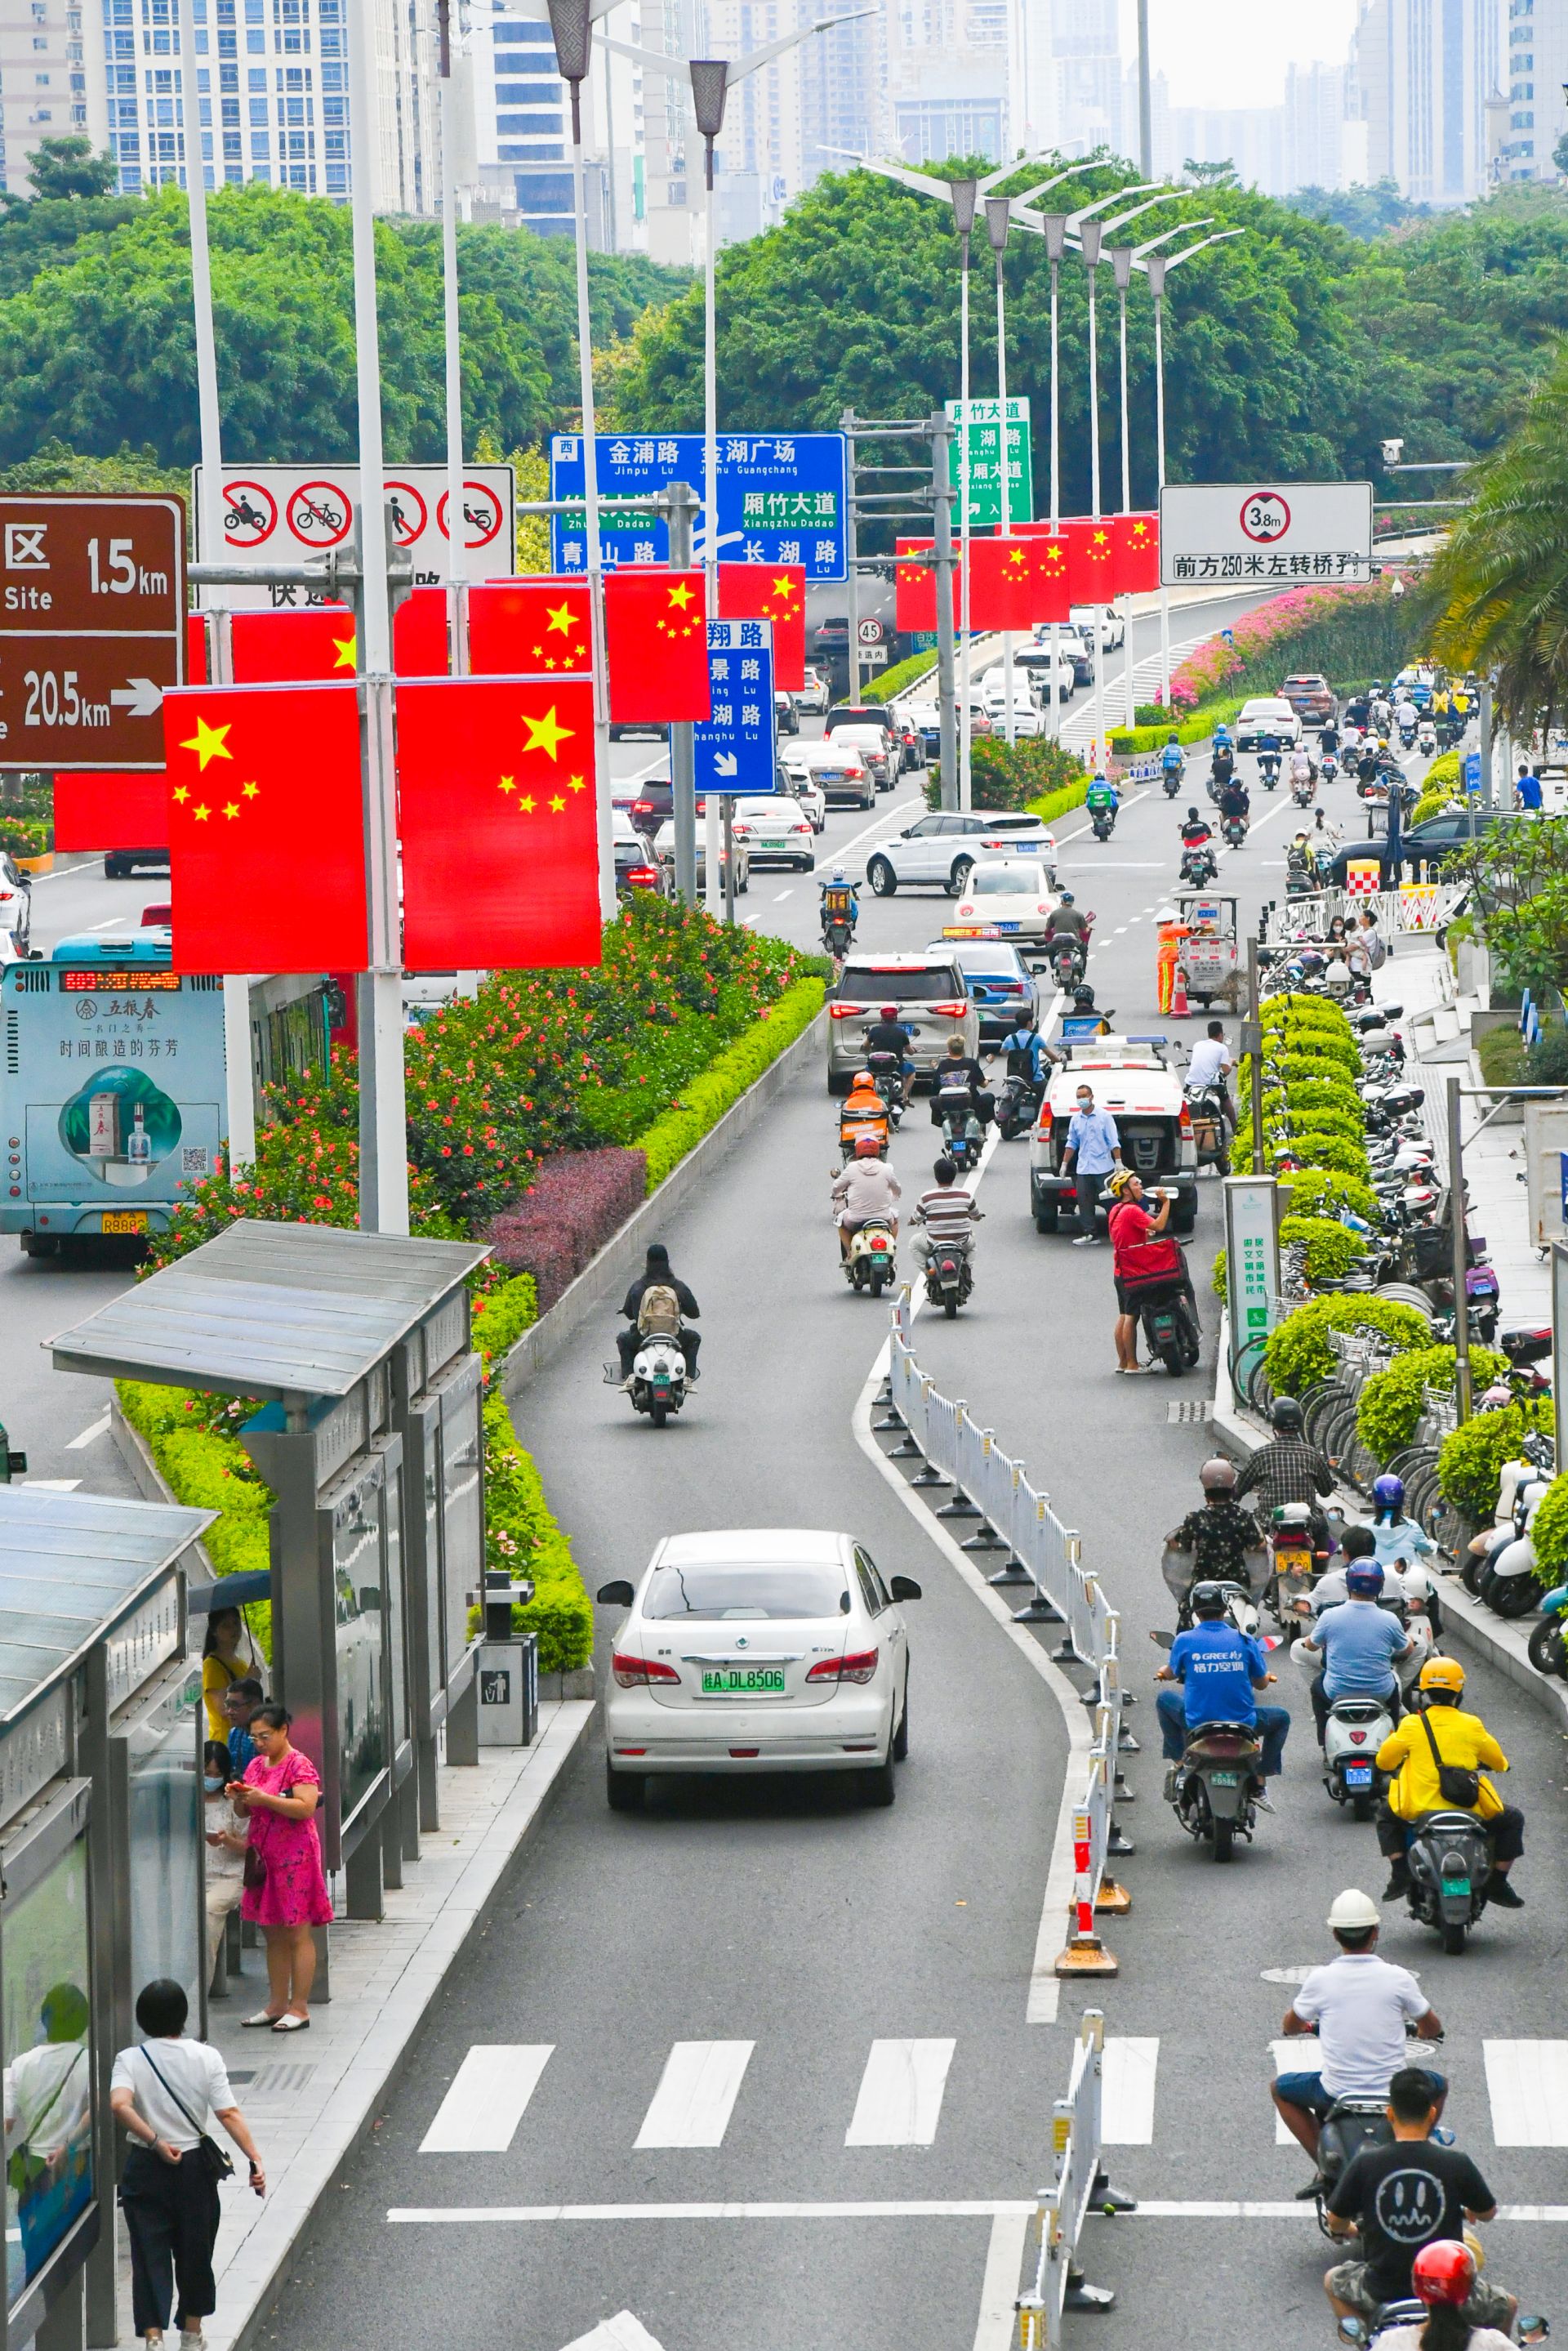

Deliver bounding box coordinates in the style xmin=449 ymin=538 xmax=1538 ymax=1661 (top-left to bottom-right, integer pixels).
xmin=56 ymin=566 xmax=806 ymax=975
xmin=894 ymin=512 xmax=1160 ymax=632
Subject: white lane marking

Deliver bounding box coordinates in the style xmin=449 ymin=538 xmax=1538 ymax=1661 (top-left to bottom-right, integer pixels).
xmin=1101 ymin=2039 xmax=1159 ymax=2145
xmin=844 ymin=2039 xmax=956 ymax=2147
xmin=390 ymin=2200 xmax=1037 ymax=2223
xmin=561 ymin=2317 xmax=665 ymax=2351
xmin=1484 ymin=2041 xmax=1568 ymax=2146
xmin=21 ymin=1478 xmax=80 ymax=1491
xmin=635 ymin=2042 xmax=754 ymax=2150
xmin=774 ymin=888 xmax=793 ymax=900
xmin=65 ymin=1410 xmax=111 ymax=1451
xmin=420 ymin=2045 xmax=555 ymax=2152
xmin=972 ymin=2207 xmax=1031 ymax=2351
xmin=1271 ymin=2039 xmax=1321 ymax=2144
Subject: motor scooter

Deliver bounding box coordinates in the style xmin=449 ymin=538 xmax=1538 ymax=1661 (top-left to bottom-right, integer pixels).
xmin=917 ymin=1219 xmax=979 ymax=1318
xmin=1159 ymin=1550 xmax=1267 ymax=1634
xmin=1267 ymin=1501 xmax=1335 ymax=1633
xmin=604 ymin=1332 xmax=689 ymax=1427
xmin=1475 ymin=1448 xmax=1553 ymax=1617
xmin=1165 ymin=1717 xmax=1263 ymax=1863
xmin=1221 ymin=813 xmax=1248 ymax=849
xmin=993 ymin=1065 xmax=1041 ymax=1141
xmin=844 ymin=1215 xmax=898 ymax=1297
xmin=1405 ymin=1806 xmax=1495 ymax=1954
xmin=865 ymin=1049 xmax=906 ymax=1129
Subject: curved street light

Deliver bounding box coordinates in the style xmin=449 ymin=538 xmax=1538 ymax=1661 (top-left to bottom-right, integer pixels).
xmin=1143 ymin=227 xmax=1245 ymax=699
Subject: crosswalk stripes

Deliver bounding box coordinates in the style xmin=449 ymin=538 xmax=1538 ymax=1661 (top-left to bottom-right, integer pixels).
xmin=844 ymin=2040 xmax=956 ymax=2147
xmin=420 ymin=2045 xmax=555 ymax=2152
xmin=635 ymin=2042 xmax=755 ymax=2149
xmin=1483 ymin=2042 xmax=1568 ymax=2147
xmin=1101 ymin=2039 xmax=1160 ymax=2146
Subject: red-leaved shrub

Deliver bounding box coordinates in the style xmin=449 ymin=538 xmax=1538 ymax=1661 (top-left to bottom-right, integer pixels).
xmin=483 ymin=1147 xmax=648 ymax=1311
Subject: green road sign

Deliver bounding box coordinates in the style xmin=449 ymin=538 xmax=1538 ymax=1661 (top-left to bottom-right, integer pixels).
xmin=945 ymin=397 xmax=1034 ymax=531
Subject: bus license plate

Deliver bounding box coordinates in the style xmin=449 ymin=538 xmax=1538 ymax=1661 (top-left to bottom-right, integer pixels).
xmin=101 ymin=1211 xmax=148 ymax=1234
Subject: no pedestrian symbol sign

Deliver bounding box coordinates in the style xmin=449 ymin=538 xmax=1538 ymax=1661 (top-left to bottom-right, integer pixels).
xmin=0 ymin=494 xmax=185 ymax=770
xmin=694 ymin=618 xmax=776 ymax=797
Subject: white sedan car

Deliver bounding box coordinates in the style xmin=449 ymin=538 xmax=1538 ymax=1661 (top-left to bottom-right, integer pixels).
xmin=942 ymin=859 xmax=1059 ymax=953
xmin=777 ymin=752 xmax=827 ymax=831
xmin=730 ymin=794 xmax=817 ymax=870
xmin=598 ymin=1528 xmax=919 ymax=1808
xmin=1235 ymin=695 xmax=1303 ymax=750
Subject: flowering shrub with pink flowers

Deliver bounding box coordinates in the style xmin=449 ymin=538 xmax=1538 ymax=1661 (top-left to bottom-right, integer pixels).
xmin=1167 ymin=577 xmax=1418 ymax=714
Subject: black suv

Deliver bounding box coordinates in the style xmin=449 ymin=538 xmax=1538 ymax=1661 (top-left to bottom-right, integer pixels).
xmin=1328 ymin=808 xmax=1512 ymax=886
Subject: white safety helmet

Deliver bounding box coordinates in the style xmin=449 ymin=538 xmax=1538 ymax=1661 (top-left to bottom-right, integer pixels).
xmin=1326 ymin=1888 xmax=1380 ymax=1932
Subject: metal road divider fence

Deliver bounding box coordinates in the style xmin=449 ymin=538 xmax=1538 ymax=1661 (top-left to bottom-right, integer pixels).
xmin=1014 ymin=2009 xmax=1134 ymax=2349
xmin=882 ymin=1292 xmax=1132 ymax=1976
xmin=1262 ymin=881 xmax=1468 ymax=945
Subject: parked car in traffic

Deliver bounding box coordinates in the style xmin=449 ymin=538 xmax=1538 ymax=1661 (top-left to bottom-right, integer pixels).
xmin=1234 ymin=695 xmax=1303 ymax=750
xmin=788 ymin=738 xmax=876 ymax=810
xmin=862 ymin=810 xmax=1058 ymax=898
xmin=1279 ymin=671 xmax=1336 ymax=725
xmin=827 ymin=949 xmax=979 ymax=1091
xmin=827 ymin=723 xmax=894 ymax=792
xmin=925 ymin=937 xmax=1040 ymax=1040
xmin=797 ymin=666 xmax=831 ymax=715
xmin=729 ymin=795 xmax=816 ymax=870
xmin=651 ymin=821 xmax=750 ymax=894
xmin=612 ymin=810 xmax=662 ymax=896
xmin=774 ymin=689 xmax=800 ymax=735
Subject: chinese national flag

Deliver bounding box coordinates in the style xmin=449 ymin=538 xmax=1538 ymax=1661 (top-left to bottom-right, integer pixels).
xmin=718 ymin=564 xmax=805 ymax=689
xmin=1013 ymin=527 xmax=1076 ymax=622
xmin=54 ymin=771 xmax=169 ymax=852
xmin=187 ymin=613 xmax=207 ymax=684
xmin=230 ymin=609 xmax=359 ymax=683
xmin=397 ymin=676 xmax=601 ymax=971
xmin=468 ymin=579 xmax=592 ymax=678
xmin=968 ymin=535 xmax=1036 ymax=632
xmin=1115 ymin=511 xmax=1160 ymax=593
xmin=895 ymin=539 xmax=937 ymax=632
xmin=1062 ymin=516 xmax=1116 ymax=600
xmin=394 ymin=586 xmax=450 ymax=677
xmin=161 ymin=683 xmax=368 ymax=972
xmin=604 ymin=569 xmax=710 ymax=723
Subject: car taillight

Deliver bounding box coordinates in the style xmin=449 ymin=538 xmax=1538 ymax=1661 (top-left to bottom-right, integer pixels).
xmin=1178 ymin=1103 xmax=1193 ymax=1134
xmin=612 ymin=1651 xmax=681 ymax=1689
xmin=806 ymin=1648 xmax=879 ymax=1685
xmin=1036 ymin=1103 xmax=1054 ymax=1135
xmin=627 ymin=865 xmax=657 ymax=886
xmin=632 ymin=800 xmax=653 ymax=814
xmin=829 ymin=1003 xmax=865 ymax=1019
xmin=933 ymin=1002 xmax=968 ymax=1018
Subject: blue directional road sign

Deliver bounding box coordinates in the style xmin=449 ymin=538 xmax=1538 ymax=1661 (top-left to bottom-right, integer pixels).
xmin=550 ymin=432 xmax=848 ymax=582
xmin=1463 ymin=749 xmax=1482 ymax=797
xmin=694 ymin=619 xmax=776 ymax=797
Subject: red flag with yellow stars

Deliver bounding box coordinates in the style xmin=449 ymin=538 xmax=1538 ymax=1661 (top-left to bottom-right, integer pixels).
xmin=161 ymin=682 xmax=367 ymax=971
xmin=895 ymin=539 xmax=937 ymax=633
xmin=717 ymin=563 xmax=805 ymax=689
xmin=1011 ymin=525 xmax=1076 ymax=622
xmin=397 ymin=676 xmax=601 ymax=970
xmin=1063 ymin=515 xmax=1117 ymax=602
xmin=229 ymin=609 xmax=359 ymax=682
xmin=394 ymin=585 xmax=450 ymax=676
xmin=604 ymin=569 xmax=710 ymax=722
xmin=967 ymin=535 xmax=1036 ymax=632
xmin=467 ymin=579 xmax=593 ymax=678
xmin=1114 ymin=511 xmax=1160 ymax=594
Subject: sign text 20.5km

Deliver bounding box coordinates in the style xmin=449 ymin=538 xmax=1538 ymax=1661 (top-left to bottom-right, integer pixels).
xmin=0 ymin=495 xmax=185 ymax=769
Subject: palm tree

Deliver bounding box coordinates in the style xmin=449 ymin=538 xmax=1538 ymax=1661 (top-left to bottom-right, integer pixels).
xmin=1419 ymin=341 xmax=1568 ymax=730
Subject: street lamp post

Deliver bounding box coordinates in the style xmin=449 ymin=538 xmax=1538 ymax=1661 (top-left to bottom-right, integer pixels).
xmin=436 ymin=0 xmax=471 ymax=677
xmin=1143 ymin=226 xmax=1244 ymax=703
xmin=984 ymin=193 xmax=1018 ymax=749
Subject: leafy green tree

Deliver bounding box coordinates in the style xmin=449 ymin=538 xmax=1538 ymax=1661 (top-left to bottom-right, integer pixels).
xmin=1183 ymin=158 xmax=1238 ymax=186
xmin=26 ymin=137 xmax=117 ymax=201
xmin=0 ymin=183 xmax=684 ymax=467
xmin=0 ymin=435 xmax=184 ymax=499
xmin=1554 ymin=130 xmax=1568 ymax=176
xmin=1290 ymin=178 xmax=1429 ymax=239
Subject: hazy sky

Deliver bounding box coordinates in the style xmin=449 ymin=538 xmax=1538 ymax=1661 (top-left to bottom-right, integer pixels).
xmin=1120 ymin=0 xmax=1364 ymax=111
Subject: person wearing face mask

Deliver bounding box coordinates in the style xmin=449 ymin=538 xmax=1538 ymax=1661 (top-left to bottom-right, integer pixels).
xmin=1059 ymin=1081 xmax=1123 ymax=1248
xmin=202 ymin=1742 xmax=247 ymax=1986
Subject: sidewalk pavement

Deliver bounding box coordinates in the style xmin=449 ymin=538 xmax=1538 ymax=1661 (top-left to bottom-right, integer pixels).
xmin=166 ymin=1699 xmax=594 ymax=2351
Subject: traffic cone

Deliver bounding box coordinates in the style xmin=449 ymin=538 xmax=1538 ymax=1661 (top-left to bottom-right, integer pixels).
xmin=1171 ymin=961 xmax=1190 ymax=1019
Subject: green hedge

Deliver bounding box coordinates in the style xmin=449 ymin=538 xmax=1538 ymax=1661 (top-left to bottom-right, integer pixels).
xmin=1282 ymin=1167 xmax=1382 ymax=1225
xmin=1529 ymin=1474 xmax=1568 ymax=1582
xmin=472 ymin=1272 xmax=540 ymax=1376
xmin=474 ymin=1390 xmax=592 ymax=1673
xmin=1263 ymin=1294 xmax=1434 ymax=1397
xmin=1109 ymin=694 xmax=1250 ymax=757
xmin=1437 ymin=1402 xmax=1554 ymax=1525
xmin=1279 ymin=1214 xmax=1368 ymax=1284
xmin=1356 ymin=1345 xmax=1507 ymax=1465
xmin=118 ymin=1381 xmax=275 ymax=1655
xmin=635 ymin=975 xmax=825 ymax=1192
xmin=1028 ymin=776 xmax=1093 ymax=827
xmin=864 ymin=650 xmax=937 ymax=704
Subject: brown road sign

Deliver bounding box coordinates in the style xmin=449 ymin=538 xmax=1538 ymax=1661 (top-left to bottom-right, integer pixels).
xmin=0 ymin=495 xmax=185 ymax=769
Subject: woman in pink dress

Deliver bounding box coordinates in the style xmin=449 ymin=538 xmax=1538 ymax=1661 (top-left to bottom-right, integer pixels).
xmin=230 ymin=1705 xmax=333 ymax=2035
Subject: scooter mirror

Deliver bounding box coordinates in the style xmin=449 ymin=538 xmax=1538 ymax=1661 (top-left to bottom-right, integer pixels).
xmin=1150 ymin=1627 xmax=1174 ymax=1650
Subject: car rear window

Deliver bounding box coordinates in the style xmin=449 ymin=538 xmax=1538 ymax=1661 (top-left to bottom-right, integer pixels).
xmin=838 ymin=965 xmax=962 ymax=1002
xmin=971 ymin=864 xmax=1045 ymax=894
xmin=644 ymin=1563 xmax=848 ymax=1620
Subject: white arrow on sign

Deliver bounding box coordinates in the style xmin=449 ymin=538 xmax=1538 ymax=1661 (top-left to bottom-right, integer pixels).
xmin=560 ymin=2315 xmax=665 ymax=2351
xmin=713 ymin=751 xmax=738 ymax=777
xmin=109 ymin=678 xmax=163 ymax=718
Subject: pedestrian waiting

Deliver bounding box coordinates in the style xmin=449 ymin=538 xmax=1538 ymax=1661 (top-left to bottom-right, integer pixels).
xmin=232 ymin=1703 xmax=333 ymax=2032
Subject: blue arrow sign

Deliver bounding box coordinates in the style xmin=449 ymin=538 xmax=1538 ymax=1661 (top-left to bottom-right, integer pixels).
xmin=1463 ymin=748 xmax=1482 ymax=797
xmin=695 ymin=619 xmax=776 ymax=796
xmin=550 ymin=433 xmax=848 ymax=582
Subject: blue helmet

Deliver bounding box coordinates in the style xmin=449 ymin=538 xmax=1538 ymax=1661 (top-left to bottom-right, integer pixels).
xmin=1371 ymin=1473 xmax=1405 ymax=1519
xmin=1346 ymin=1561 xmax=1385 ymax=1598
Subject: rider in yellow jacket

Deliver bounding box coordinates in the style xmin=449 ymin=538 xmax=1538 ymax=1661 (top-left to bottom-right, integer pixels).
xmin=1374 ymin=1657 xmax=1523 ymax=1909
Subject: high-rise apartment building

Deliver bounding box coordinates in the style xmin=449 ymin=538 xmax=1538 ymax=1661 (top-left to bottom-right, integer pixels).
xmin=1054 ymin=0 xmax=1118 ymax=157
xmin=468 ymin=11 xmax=643 ymax=248
xmin=0 ymin=0 xmax=108 ymax=194
xmin=1496 ymin=0 xmax=1566 ymax=177
xmin=1351 ymin=0 xmax=1503 ymax=200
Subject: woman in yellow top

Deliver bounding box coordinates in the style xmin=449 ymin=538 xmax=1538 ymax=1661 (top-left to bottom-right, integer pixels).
xmin=1374 ymin=1656 xmax=1524 ymax=1908
xmin=202 ymin=1605 xmax=262 ymax=1740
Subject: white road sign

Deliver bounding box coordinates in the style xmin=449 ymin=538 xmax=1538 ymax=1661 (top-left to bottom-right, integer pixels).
xmin=192 ymin=464 xmax=515 ymax=608
xmin=1158 ymin=482 xmax=1373 ymax=587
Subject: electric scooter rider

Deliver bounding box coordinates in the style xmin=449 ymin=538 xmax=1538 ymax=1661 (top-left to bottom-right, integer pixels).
xmin=1375 ymin=1656 xmax=1526 ymax=1910
xmin=1164 ymin=1457 xmax=1263 ymax=1592
xmin=1298 ymin=1559 xmax=1412 ymax=1747
xmin=1160 ymin=734 xmax=1186 ymax=792
xmin=1257 ymin=725 xmax=1284 ymax=787
xmin=617 ymin=1242 xmax=701 ymax=1382
xmin=1179 ymin=806 xmax=1213 ymax=850
xmin=1218 ymin=774 xmax=1251 ymax=834
xmin=818 ymin=864 xmax=858 ymax=938
xmin=1272 ymin=1886 xmax=1446 ymax=2166
xmin=863 ymin=1002 xmax=915 ymax=1090
xmin=996 ymin=1019 xmax=1059 ymax=1088
xmin=1154 ymin=1579 xmax=1290 ymax=1807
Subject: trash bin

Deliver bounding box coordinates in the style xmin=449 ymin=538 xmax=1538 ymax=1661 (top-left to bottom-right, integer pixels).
xmin=477 ymin=1632 xmax=539 ymax=1747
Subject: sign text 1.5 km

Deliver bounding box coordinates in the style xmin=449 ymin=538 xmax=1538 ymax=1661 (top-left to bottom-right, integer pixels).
xmin=1159 ymin=482 xmax=1373 ymax=587
xmin=0 ymin=495 xmax=185 ymax=770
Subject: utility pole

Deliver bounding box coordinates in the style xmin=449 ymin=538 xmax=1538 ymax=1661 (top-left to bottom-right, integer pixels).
xmin=842 ymin=406 xmax=862 ymax=703
xmin=932 ymin=409 xmax=958 ymax=814
xmin=1447 ymin=1073 xmax=1472 ymax=1421
xmin=668 ymin=480 xmax=700 ymax=907
xmin=1137 ymin=0 xmax=1152 ymax=179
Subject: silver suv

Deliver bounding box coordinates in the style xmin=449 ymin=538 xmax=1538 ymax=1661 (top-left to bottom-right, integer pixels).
xmin=827 ymin=952 xmax=978 ymax=1094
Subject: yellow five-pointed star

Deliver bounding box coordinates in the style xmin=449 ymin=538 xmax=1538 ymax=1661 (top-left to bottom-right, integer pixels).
xmin=221 ymin=801 xmax=240 ymax=819
xmin=332 ymin=631 xmax=359 ymax=671
xmin=666 ymin=581 xmax=696 ymax=611
xmin=518 ymin=793 xmax=536 ymax=814
xmin=544 ymin=600 xmax=575 ymax=636
xmin=172 ymin=784 xmax=190 ymax=805
xmin=242 ymin=780 xmax=259 ymax=798
xmin=1092 ymin=529 xmax=1110 ymax=546
xmin=566 ymin=772 xmax=586 ymax=792
xmin=771 ymin=573 xmax=795 ymax=602
xmin=180 ymin=717 xmax=233 ymax=771
xmin=549 ymin=793 xmax=566 ymax=813
xmin=194 ymin=803 xmax=212 ymax=822
xmin=498 ymin=774 xmax=517 ymax=794
xmin=520 ymin=704 xmax=573 ymax=761
xmin=1008 ymin=547 xmax=1026 ymax=566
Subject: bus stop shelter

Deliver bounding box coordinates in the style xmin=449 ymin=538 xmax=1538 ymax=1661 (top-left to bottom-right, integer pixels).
xmin=0 ymin=1483 xmax=213 ymax=2351
xmin=48 ymin=1220 xmax=492 ymax=1923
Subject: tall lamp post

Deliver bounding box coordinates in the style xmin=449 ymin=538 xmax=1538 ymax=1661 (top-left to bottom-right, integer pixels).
xmin=1145 ymin=226 xmax=1244 ymax=703
xmin=1094 ymin=187 xmax=1183 ymax=725
xmin=983 ymin=193 xmax=1019 ymax=746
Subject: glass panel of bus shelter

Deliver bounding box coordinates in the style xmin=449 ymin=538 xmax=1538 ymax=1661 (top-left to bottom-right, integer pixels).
xmin=333 ymin=1467 xmax=387 ymax=1831
xmin=423 ymin=1417 xmax=443 ymax=1695
xmin=3 ymin=1831 xmax=92 ymax=2313
xmin=127 ymin=1670 xmax=203 ymax=2035
xmin=382 ymin=1461 xmax=408 ymax=1755
xmin=441 ymin=1384 xmax=482 ymax=1689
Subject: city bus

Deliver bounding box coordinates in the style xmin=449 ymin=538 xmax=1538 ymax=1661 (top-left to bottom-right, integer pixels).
xmin=1 ymin=929 xmax=329 ymax=1254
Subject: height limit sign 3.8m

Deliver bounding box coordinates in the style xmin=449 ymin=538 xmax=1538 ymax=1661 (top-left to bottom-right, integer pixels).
xmin=0 ymin=495 xmax=185 ymax=769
